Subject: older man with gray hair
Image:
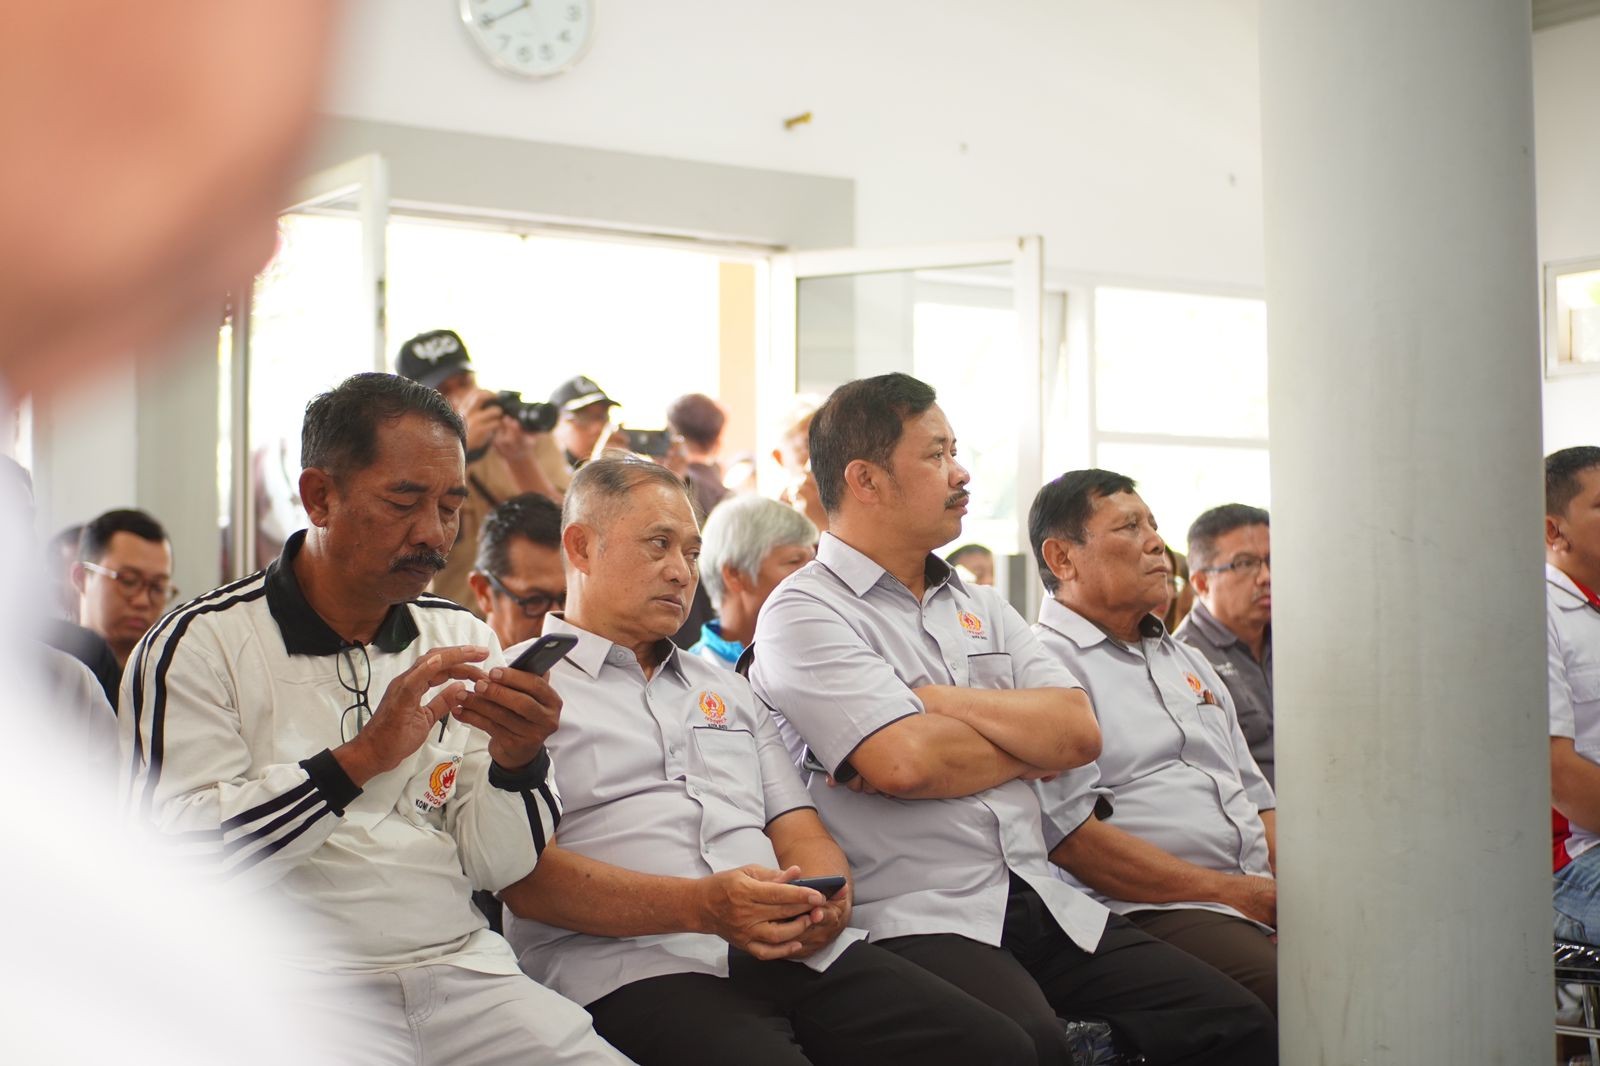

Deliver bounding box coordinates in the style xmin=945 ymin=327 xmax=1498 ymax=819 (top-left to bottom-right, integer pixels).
xmin=690 ymin=495 xmax=818 ymax=669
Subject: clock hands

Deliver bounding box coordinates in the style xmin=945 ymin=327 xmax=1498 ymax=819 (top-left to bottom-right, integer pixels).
xmin=479 ymin=0 xmax=530 ymax=29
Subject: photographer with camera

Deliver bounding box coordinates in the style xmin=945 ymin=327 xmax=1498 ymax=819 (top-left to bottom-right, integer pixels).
xmin=396 ymin=330 xmax=563 ymax=615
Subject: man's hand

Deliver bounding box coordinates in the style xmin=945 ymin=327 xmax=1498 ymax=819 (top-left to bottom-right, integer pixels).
xmin=790 ymin=881 xmax=852 ymax=959
xmin=456 ymin=388 xmax=505 ymax=454
xmin=1220 ymin=873 xmax=1278 ymax=927
xmin=692 ymin=864 xmax=827 ymax=960
xmin=333 ymin=646 xmax=488 ymax=787
xmin=451 ymin=661 xmax=564 ymax=771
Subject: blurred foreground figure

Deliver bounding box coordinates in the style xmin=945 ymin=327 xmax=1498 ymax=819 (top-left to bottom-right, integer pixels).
xmin=0 ymin=3 xmax=354 ymax=1063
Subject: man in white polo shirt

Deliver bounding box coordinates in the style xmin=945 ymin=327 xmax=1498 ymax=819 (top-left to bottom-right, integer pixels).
xmin=501 ymin=456 xmax=1031 ymax=1066
xmin=750 ymin=373 xmax=1277 ymax=1066
xmin=1029 ymin=470 xmax=1278 ymax=1015
xmin=1545 ymin=447 xmax=1600 ymax=944
xmin=121 ymin=373 xmax=627 ymax=1065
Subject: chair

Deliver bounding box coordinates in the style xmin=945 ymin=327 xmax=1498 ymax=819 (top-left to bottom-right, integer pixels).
xmin=1554 ymin=939 xmax=1600 ymax=1063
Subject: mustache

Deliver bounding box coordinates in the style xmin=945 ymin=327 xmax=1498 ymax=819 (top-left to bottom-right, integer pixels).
xmin=946 ymin=491 xmax=971 ymax=508
xmin=391 ymin=550 xmax=449 ymax=573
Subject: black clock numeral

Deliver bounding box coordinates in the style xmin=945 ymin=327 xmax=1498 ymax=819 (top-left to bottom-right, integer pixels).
xmin=499 ymin=33 xmax=512 ymax=49
xmin=566 ymin=5 xmax=581 ymax=21
xmin=558 ymin=29 xmax=572 ymax=43
xmin=539 ymin=43 xmax=554 ymax=60
xmin=518 ymin=45 xmax=533 ymax=61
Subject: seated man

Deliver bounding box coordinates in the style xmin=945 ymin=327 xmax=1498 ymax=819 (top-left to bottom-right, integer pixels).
xmin=73 ymin=507 xmax=177 ymax=671
xmin=667 ymin=391 xmax=732 ymax=519
xmin=750 ymin=373 xmax=1276 ymax=1066
xmin=1545 ymin=447 xmax=1600 ymax=945
xmin=690 ymin=494 xmax=818 ymax=668
xmin=1030 ymin=471 xmax=1278 ymax=1015
xmin=470 ymin=492 xmax=568 ymax=652
xmin=501 ymin=455 xmax=1027 ymax=1066
xmin=121 ymin=373 xmax=626 ymax=1065
xmin=1175 ymin=504 xmax=1276 ymax=786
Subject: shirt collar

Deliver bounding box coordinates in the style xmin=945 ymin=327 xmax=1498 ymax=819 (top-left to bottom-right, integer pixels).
xmin=265 ymin=530 xmax=421 ymax=656
xmin=815 ymin=532 xmax=961 ymax=599
xmin=542 ymin=612 xmax=686 ymax=682
xmin=696 ymin=619 xmax=744 ymax=665
xmin=1549 ymin=563 xmax=1596 ymax=612
xmin=1037 ymin=595 xmax=1165 ymax=649
xmin=1185 ymin=600 xmax=1240 ymax=648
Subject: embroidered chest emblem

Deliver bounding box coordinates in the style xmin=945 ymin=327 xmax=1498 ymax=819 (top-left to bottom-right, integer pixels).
xmin=418 ymin=756 xmax=461 ymax=811
xmin=958 ymin=611 xmax=985 ymax=636
xmin=1184 ymin=672 xmax=1220 ymax=706
xmin=699 ymin=690 xmax=728 ymax=727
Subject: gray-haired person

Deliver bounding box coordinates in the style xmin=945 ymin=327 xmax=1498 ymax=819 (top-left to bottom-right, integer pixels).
xmin=690 ymin=495 xmax=818 ymax=669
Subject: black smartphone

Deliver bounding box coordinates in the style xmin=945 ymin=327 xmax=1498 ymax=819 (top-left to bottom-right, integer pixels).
xmin=625 ymin=428 xmax=673 ymax=459
xmin=507 ymin=633 xmax=578 ymax=676
xmin=791 ymin=875 xmax=846 ymax=898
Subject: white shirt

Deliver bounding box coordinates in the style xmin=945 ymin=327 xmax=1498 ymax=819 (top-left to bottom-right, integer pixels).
xmin=1034 ymin=598 xmax=1275 ymax=927
xmin=1548 ymin=563 xmax=1600 ymax=866
xmin=748 ymin=533 xmax=1110 ymax=952
xmin=505 ymin=614 xmax=860 ymax=1008
xmin=120 ymin=530 xmax=559 ymax=975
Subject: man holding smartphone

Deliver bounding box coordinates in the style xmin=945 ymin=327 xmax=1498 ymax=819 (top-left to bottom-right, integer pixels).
xmin=500 ymin=455 xmax=1032 ymax=1066
xmin=121 ymin=374 xmax=627 ymax=1065
xmin=748 ymin=374 xmax=1278 ymax=1066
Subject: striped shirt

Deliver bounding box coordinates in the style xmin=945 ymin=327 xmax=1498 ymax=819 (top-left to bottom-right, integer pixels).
xmin=120 ymin=530 xmax=560 ymax=975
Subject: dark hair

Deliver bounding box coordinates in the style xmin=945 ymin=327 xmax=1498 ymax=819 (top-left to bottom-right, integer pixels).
xmin=666 ymin=393 xmax=726 ymax=452
xmin=809 ymin=373 xmax=938 ymax=514
xmin=301 ymin=372 xmax=465 ymax=478
xmin=49 ymin=524 xmax=84 ymax=559
xmin=80 ymin=508 xmax=168 ymax=562
xmin=1027 ymin=469 xmax=1138 ymax=594
xmin=945 ymin=543 xmax=992 ymax=566
xmin=1186 ymin=503 xmax=1271 ymax=570
xmin=1546 ymin=447 xmax=1600 ymax=517
xmin=476 ymin=492 xmax=564 ymax=577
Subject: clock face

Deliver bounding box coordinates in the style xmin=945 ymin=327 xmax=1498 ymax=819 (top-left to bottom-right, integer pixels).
xmin=459 ymin=0 xmax=594 ymax=79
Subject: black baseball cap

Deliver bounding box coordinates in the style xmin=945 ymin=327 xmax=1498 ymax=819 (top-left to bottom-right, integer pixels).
xmin=396 ymin=329 xmax=472 ymax=389
xmin=549 ymin=375 xmax=619 ymax=413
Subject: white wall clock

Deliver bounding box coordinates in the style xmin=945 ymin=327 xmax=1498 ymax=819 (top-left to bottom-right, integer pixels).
xmin=459 ymin=0 xmax=594 ymax=79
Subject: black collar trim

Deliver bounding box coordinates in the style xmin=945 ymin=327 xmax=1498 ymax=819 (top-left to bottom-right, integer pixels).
xmin=265 ymin=530 xmax=421 ymax=656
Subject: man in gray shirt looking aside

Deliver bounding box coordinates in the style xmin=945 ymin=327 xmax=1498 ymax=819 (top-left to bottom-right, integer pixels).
xmin=749 ymin=373 xmax=1277 ymax=1066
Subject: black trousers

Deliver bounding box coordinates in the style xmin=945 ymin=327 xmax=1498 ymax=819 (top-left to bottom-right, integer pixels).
xmin=1127 ymin=907 xmax=1278 ymax=1017
xmin=876 ymin=877 xmax=1278 ymax=1066
xmin=585 ymin=939 xmax=1036 ymax=1066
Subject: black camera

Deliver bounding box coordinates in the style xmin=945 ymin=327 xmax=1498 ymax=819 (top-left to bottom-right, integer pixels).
xmin=484 ymin=390 xmax=559 ymax=434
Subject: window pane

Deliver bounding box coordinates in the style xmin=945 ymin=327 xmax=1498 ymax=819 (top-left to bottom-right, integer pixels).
xmin=1553 ymin=266 xmax=1600 ymax=367
xmin=1093 ymin=441 xmax=1269 ymax=548
xmin=1094 ymin=287 xmax=1267 ymax=439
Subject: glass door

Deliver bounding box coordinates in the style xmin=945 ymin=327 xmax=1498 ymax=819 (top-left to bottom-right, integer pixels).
xmin=222 ymin=154 xmax=389 ymax=578
xmin=765 ymin=238 xmax=1046 ymax=613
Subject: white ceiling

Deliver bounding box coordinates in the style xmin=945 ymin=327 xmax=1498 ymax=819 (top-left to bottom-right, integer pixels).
xmin=1535 ymin=0 xmax=1600 ymax=30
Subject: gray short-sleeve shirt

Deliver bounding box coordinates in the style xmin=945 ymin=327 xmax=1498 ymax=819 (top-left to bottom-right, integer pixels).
xmin=1174 ymin=601 xmax=1275 ymax=786
xmin=504 ymin=615 xmax=861 ymax=1008
xmin=1035 ymin=598 xmax=1275 ymax=928
xmin=748 ymin=533 xmax=1110 ymax=952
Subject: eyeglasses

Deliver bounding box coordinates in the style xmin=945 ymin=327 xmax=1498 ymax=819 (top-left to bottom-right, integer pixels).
xmin=1199 ymin=554 xmax=1270 ymax=577
xmin=81 ymin=560 xmax=179 ymax=604
xmin=337 ymin=643 xmax=373 ymax=744
xmin=480 ymin=570 xmax=565 ymax=619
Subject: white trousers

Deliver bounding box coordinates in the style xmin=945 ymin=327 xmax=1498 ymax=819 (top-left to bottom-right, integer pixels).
xmin=302 ymin=964 xmax=634 ymax=1066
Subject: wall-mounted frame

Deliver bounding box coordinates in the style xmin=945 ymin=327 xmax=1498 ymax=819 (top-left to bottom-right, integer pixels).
xmin=1545 ymin=255 xmax=1600 ymax=379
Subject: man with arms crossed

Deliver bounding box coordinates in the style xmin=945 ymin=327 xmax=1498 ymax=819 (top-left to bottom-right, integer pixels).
xmin=501 ymin=456 xmax=1029 ymax=1065
xmin=750 ymin=373 xmax=1276 ymax=1066
xmin=1545 ymin=447 xmax=1600 ymax=945
xmin=1031 ymin=471 xmax=1278 ymax=1015
xmin=122 ymin=373 xmax=626 ymax=1065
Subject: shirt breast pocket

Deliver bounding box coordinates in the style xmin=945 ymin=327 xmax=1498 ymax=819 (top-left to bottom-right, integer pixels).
xmin=1570 ymin=667 xmax=1600 ymax=708
xmin=396 ymin=742 xmax=463 ymax=829
xmin=967 ymin=652 xmax=1015 ymax=691
xmin=688 ymin=727 xmax=765 ymax=819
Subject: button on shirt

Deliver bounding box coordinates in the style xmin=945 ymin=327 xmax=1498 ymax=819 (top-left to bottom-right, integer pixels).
xmin=1035 ymin=598 xmax=1275 ymax=927
xmin=1548 ymin=564 xmax=1600 ymax=869
xmin=748 ymin=533 xmax=1110 ymax=952
xmin=504 ymin=615 xmax=861 ymax=1009
xmin=1174 ymin=601 xmax=1275 ymax=787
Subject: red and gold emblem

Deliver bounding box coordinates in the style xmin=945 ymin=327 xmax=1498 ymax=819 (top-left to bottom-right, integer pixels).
xmin=699 ymin=690 xmax=728 ymax=727
xmin=958 ymin=611 xmax=984 ymax=635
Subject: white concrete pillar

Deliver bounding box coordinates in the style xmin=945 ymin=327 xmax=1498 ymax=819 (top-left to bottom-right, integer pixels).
xmin=1260 ymin=3 xmax=1550 ymax=1062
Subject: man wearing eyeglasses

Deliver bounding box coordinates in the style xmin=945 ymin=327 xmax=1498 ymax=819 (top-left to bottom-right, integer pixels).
xmin=122 ymin=373 xmax=629 ymax=1065
xmin=470 ymin=493 xmax=568 ymax=652
xmin=72 ymin=508 xmax=176 ymax=671
xmin=1031 ymin=471 xmax=1278 ymax=1017
xmin=1174 ymin=504 xmax=1275 ymax=787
